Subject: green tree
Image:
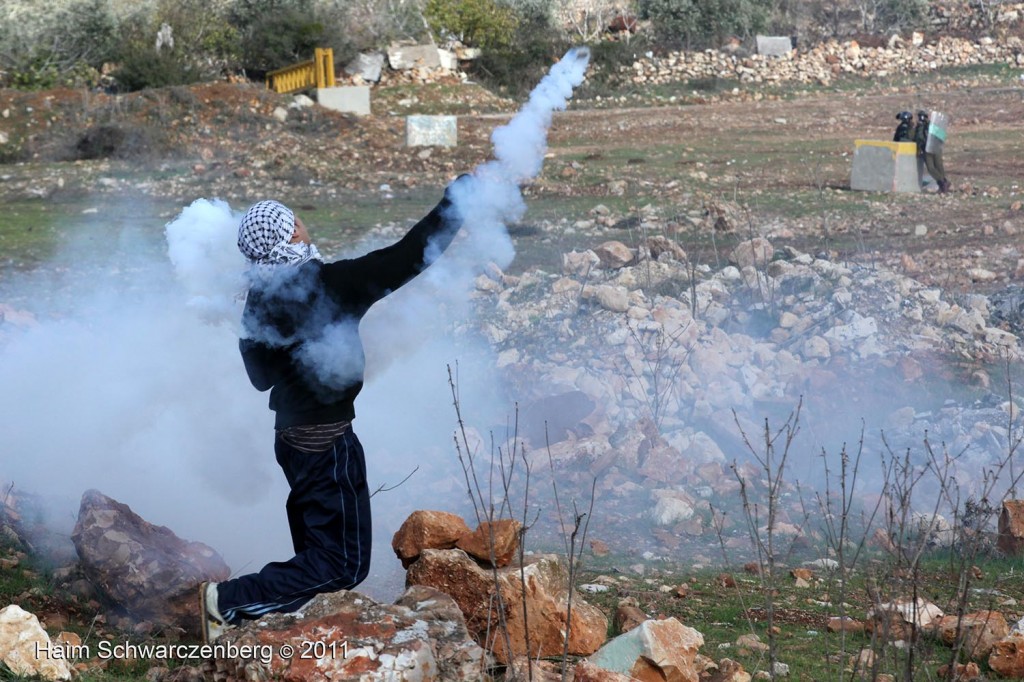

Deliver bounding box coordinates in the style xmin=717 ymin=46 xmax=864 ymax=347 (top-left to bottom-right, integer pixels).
xmin=230 ymin=0 xmax=329 ymax=74
xmin=0 ymin=0 xmax=118 ymax=89
xmin=639 ymin=0 xmax=773 ymax=49
xmin=112 ymin=0 xmax=239 ymax=91
xmin=424 ymin=0 xmax=521 ymax=49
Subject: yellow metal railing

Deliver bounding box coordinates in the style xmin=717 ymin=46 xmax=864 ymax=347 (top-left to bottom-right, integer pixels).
xmin=266 ymin=48 xmax=336 ymax=94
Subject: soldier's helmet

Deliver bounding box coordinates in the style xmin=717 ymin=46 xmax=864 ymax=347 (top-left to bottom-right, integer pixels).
xmin=896 ymin=111 xmax=913 ymax=122
xmin=917 ymin=110 xmax=929 ymax=121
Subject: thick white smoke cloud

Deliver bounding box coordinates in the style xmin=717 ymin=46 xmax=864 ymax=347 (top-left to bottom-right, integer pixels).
xmin=0 ymin=49 xmax=591 ymax=599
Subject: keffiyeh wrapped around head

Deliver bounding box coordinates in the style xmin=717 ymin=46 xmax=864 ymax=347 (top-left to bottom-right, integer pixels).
xmin=238 ymin=200 xmax=321 ymax=267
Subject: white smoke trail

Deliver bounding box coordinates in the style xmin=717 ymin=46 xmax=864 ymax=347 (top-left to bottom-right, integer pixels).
xmin=442 ymin=46 xmax=591 ymax=275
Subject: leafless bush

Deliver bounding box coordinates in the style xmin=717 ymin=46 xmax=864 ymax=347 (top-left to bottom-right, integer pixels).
xmin=448 ymin=363 xmax=596 ymax=681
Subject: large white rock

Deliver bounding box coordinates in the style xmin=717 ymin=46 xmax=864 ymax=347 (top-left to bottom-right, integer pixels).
xmin=0 ymin=605 xmax=72 ymax=681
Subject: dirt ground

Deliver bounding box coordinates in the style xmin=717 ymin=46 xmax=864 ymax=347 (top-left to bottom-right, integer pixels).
xmin=1 ymin=72 xmax=1022 ymax=299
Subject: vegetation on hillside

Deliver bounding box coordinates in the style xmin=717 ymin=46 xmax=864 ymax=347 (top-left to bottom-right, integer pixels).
xmin=0 ymin=0 xmax=948 ymax=93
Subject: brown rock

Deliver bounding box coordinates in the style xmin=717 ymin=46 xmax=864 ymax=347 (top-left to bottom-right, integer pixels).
xmin=574 ymin=660 xmax=640 ymax=681
xmin=867 ymin=597 xmax=943 ymax=642
xmin=407 ymin=548 xmax=607 ymax=664
xmin=508 ymin=656 xmax=564 ymax=680
xmin=790 ymin=568 xmax=813 ymax=581
xmin=735 ymin=633 xmax=769 ymax=654
xmin=588 ymin=618 xmax=704 ymax=682
xmin=998 ymin=500 xmax=1024 ymax=556
xmin=827 ymin=616 xmax=864 ymax=634
xmin=594 ymin=241 xmax=634 ymax=269
xmin=869 ymin=527 xmax=896 ymax=552
xmin=590 ymin=539 xmax=610 ymax=557
xmin=391 ymin=510 xmax=471 ymax=568
xmin=729 ymin=237 xmax=774 ymax=269
xmin=202 ymin=586 xmax=487 ymax=682
xmin=990 ymin=632 xmax=1024 ymax=677
xmin=673 ymin=583 xmax=689 ymax=599
xmin=455 ymin=518 xmax=521 ymax=568
xmin=71 ymin=489 xmax=229 ymax=632
xmin=936 ymin=661 xmax=981 ymax=681
xmin=850 ymin=649 xmax=874 ymax=673
xmin=707 ymin=658 xmax=751 ymax=682
xmin=717 ymin=573 xmax=737 ymax=588
xmin=645 ymin=236 xmax=687 ymax=262
xmin=933 ymin=611 xmax=1008 ymax=660
xmin=615 ymin=604 xmax=647 ymax=634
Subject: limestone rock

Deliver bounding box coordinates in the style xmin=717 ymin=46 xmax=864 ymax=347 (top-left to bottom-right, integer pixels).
xmin=998 ymin=500 xmax=1024 ymax=555
xmin=387 ymin=43 xmax=441 ymax=70
xmin=455 ymin=519 xmax=521 ymax=568
xmin=592 ymin=285 xmax=630 ymax=313
xmin=392 ymin=510 xmax=471 ymax=568
xmin=990 ymin=632 xmax=1024 ymax=678
xmin=574 ymin=659 xmax=641 ymax=681
xmin=867 ymin=597 xmax=943 ymax=642
xmin=406 ymin=548 xmax=607 ymax=663
xmin=563 ymin=250 xmax=601 ymax=276
xmin=0 ymin=605 xmax=72 ymax=681
xmin=202 ymin=586 xmax=487 ymax=682
xmin=344 ymin=52 xmax=385 ymax=82
xmin=615 ymin=604 xmax=647 ymax=634
xmin=588 ymin=618 xmax=704 ymax=682
xmin=70 ymin=489 xmax=230 ymax=631
xmin=936 ymin=661 xmax=981 ymax=681
xmin=827 ymin=616 xmax=864 ymax=633
xmin=729 ymin=238 xmax=774 ymax=269
xmin=645 ymin=236 xmax=687 ymax=262
xmin=707 ymin=658 xmax=751 ymax=682
xmin=594 ymin=241 xmax=635 ymax=269
xmin=933 ymin=611 xmax=1008 ymax=660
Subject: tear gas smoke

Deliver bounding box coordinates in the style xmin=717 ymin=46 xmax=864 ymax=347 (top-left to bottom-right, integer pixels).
xmin=0 ymin=48 xmax=591 ymax=598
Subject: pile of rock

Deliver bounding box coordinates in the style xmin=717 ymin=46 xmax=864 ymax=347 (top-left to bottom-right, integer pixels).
xmin=392 ymin=510 xmax=607 ymax=663
xmin=624 ymin=35 xmax=1024 ymax=88
xmin=338 ymin=43 xmax=469 ymax=87
xmin=928 ymin=1 xmax=1024 ymax=33
xmin=470 ymin=223 xmax=1020 ymax=463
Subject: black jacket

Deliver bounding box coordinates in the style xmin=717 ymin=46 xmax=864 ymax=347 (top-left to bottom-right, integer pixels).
xmin=239 ymin=190 xmax=463 ymax=429
xmin=893 ymin=121 xmax=913 ymax=143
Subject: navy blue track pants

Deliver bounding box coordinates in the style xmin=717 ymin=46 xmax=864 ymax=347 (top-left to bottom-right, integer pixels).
xmin=216 ymin=429 xmax=372 ymax=623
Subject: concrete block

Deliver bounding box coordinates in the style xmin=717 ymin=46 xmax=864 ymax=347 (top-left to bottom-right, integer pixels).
xmin=850 ymin=140 xmax=921 ymax=193
xmin=756 ymin=35 xmax=794 ymax=56
xmin=344 ymin=52 xmax=384 ymax=83
xmin=316 ymin=86 xmax=370 ymax=116
xmin=438 ymin=48 xmax=458 ymax=71
xmin=387 ymin=44 xmax=441 ymax=70
xmin=406 ymin=115 xmax=457 ymax=147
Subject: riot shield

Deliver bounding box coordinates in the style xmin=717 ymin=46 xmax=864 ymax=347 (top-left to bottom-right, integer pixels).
xmin=925 ymin=111 xmax=949 ymax=154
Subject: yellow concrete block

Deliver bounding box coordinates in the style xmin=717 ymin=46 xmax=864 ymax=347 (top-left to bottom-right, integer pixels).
xmin=854 ymin=139 xmax=918 ymax=156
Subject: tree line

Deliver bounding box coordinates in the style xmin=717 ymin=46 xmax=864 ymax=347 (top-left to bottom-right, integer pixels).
xmin=0 ymin=0 xmax=932 ymax=93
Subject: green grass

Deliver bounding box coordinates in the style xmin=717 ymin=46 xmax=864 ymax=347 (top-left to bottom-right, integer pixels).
xmin=571 ymin=548 xmax=1024 ymax=679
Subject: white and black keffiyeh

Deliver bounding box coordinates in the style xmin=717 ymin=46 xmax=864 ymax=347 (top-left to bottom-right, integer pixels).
xmin=237 ymin=200 xmax=321 ymax=267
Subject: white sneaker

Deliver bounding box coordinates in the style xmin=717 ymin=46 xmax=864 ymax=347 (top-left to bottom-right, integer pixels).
xmin=199 ymin=581 xmax=233 ymax=643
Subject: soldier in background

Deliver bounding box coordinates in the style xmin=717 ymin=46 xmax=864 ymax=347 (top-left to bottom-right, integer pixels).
xmin=893 ymin=111 xmax=914 ymax=142
xmin=915 ymin=110 xmax=950 ymax=193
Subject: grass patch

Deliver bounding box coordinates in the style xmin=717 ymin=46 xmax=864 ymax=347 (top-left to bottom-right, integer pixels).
xmin=573 ymin=548 xmax=1024 ymax=678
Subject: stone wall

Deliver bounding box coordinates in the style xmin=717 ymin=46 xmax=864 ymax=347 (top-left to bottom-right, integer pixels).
xmin=624 ymin=34 xmax=1024 ymax=88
